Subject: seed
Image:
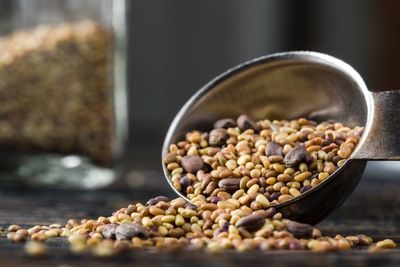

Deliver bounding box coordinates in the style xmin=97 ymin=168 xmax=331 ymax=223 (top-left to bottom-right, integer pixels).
xmin=318 ymin=172 xmax=329 ymax=181
xmin=218 ymin=178 xmax=241 ymax=192
xmin=294 ymin=171 xmax=312 ymax=182
xmin=375 ymin=239 xmax=396 ymax=249
xmin=237 ymin=114 xmax=257 ymax=131
xmin=283 ymin=145 xmax=307 ymax=167
xmin=289 ymin=188 xmax=301 ymax=197
xmin=181 ymin=155 xmax=204 ymax=173
xmin=255 ymin=194 xmax=270 ymax=208
xmin=45 ymin=229 xmax=59 ymax=238
xmin=287 ymin=221 xmax=313 ymax=238
xmin=147 ymin=196 xmax=170 ymax=206
xmin=265 ymin=141 xmax=283 ymax=157
xmin=8 ymin=224 xmax=21 ymax=232
xmin=149 ymin=206 xmax=165 ymax=216
xmin=209 ymin=128 xmax=229 ymax=147
xmin=248 ymin=184 xmax=260 ymax=195
xmin=25 ymin=241 xmax=47 ymax=256
xmin=214 ymin=118 xmax=236 ymax=129
xmin=236 ymin=214 xmax=265 ymax=232
xmin=115 ymin=223 xmax=149 ymax=240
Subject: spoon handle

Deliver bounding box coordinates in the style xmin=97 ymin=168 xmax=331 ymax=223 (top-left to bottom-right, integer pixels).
xmin=352 ymin=90 xmax=400 ymax=160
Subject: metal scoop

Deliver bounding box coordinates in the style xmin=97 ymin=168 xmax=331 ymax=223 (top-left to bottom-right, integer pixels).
xmin=162 ymin=51 xmax=400 ymax=224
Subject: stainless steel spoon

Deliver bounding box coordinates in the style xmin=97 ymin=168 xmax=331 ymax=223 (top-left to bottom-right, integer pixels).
xmin=161 ymin=51 xmax=400 ymax=225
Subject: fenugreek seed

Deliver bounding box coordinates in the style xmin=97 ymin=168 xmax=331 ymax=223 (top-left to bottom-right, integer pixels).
xmin=294 ymin=171 xmax=312 ymax=182
xmin=255 ymin=194 xmax=270 ymax=208
xmin=278 ymin=194 xmax=293 ymax=203
xmin=318 ymin=172 xmax=329 ymax=181
xmin=8 ymin=225 xmax=21 ymax=232
xmin=375 ymin=239 xmax=396 ymax=249
xmin=45 ymin=229 xmax=59 ymax=238
xmin=25 ymin=241 xmax=47 ymax=256
xmin=289 ymin=188 xmax=301 ymax=197
xmin=149 ymin=206 xmax=165 ymax=216
xmin=247 ymin=184 xmax=260 ymax=195
xmin=161 ymin=215 xmax=176 ymax=223
xmin=217 ymin=200 xmax=236 ymax=210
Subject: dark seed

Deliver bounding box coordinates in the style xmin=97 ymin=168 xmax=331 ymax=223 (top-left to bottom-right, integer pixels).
xmin=286 ymin=221 xmax=313 ymax=238
xmin=235 ymin=214 xmax=266 ymax=232
xmin=237 ymin=114 xmax=258 ymax=131
xmin=265 ymin=207 xmax=277 ymax=218
xmin=115 ymin=223 xmax=149 ymax=240
xmin=300 ymin=185 xmax=312 ymax=193
xmin=209 ymin=128 xmax=229 ymax=147
xmin=181 ymin=155 xmax=204 ymax=173
xmin=283 ymin=145 xmax=307 ymax=167
xmin=332 ymin=155 xmax=341 ymax=165
xmin=270 ymin=192 xmax=280 ymax=200
xmin=305 ymin=155 xmax=314 ymax=165
xmin=289 ymin=240 xmax=302 ymax=250
xmin=218 ymin=178 xmax=241 ymax=192
xmin=185 ymin=203 xmax=198 ymax=210
xmin=102 ymin=224 xmax=118 ymax=239
xmin=146 ymin=196 xmax=170 ymax=206
xmin=214 ymin=118 xmax=236 ymax=129
xmin=209 ymin=196 xmax=222 ymax=204
xmin=180 ymin=176 xmax=191 ymax=191
xmin=266 ymin=141 xmax=283 ymax=157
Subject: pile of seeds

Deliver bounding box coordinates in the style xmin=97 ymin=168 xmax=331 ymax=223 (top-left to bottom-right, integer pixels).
xmin=5 ymin=194 xmax=396 ymax=256
xmin=164 ymin=115 xmax=364 ymax=206
xmin=0 ymin=21 xmax=113 ymax=164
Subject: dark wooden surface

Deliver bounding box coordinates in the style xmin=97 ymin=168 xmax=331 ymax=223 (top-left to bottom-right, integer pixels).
xmin=0 ymin=175 xmax=399 ymax=267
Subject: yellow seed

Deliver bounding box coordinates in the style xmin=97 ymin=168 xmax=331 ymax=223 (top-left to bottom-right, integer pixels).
xmin=250 ymin=169 xmax=261 ymax=178
xmin=45 ymin=229 xmax=59 ymax=238
xmin=294 ymin=171 xmax=312 ymax=182
xmin=247 ymin=184 xmax=260 ymax=195
xmin=255 ymin=194 xmax=270 ymax=208
xmin=375 ymin=239 xmax=396 ymax=249
xmin=161 ymin=215 xmax=176 ymax=223
xmin=289 ymin=188 xmax=301 ymax=197
xmin=149 ymin=206 xmax=165 ymax=216
xmin=237 ymin=155 xmax=251 ymax=165
xmin=318 ymin=172 xmax=329 ymax=181
xmin=217 ymin=200 xmax=236 ymax=210
xmin=174 ymin=214 xmax=185 ymax=227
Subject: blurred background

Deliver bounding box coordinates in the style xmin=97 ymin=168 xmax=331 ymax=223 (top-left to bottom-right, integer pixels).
xmin=127 ymin=0 xmax=400 ymax=182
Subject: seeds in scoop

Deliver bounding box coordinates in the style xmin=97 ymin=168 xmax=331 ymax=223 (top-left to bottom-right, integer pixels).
xmin=115 ymin=223 xmax=149 ymax=240
xmin=283 ymin=145 xmax=307 ymax=167
xmin=214 ymin=118 xmax=236 ymax=129
xmin=209 ymin=128 xmax=229 ymax=147
xmin=181 ymin=155 xmax=204 ymax=173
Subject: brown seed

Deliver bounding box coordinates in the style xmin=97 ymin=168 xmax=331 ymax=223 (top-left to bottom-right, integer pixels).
xmin=235 ymin=214 xmax=266 ymax=232
xmin=286 ymin=221 xmax=313 ymax=238
xmin=214 ymin=118 xmax=236 ymax=129
xmin=181 ymin=155 xmax=204 ymax=173
xmin=266 ymin=141 xmax=283 ymax=157
xmin=237 ymin=114 xmax=257 ymax=131
xmin=115 ymin=223 xmax=149 ymax=240
xmin=218 ymin=178 xmax=241 ymax=192
xmin=283 ymin=145 xmax=307 ymax=167
xmin=8 ymin=225 xmax=21 ymax=232
xmin=209 ymin=128 xmax=229 ymax=147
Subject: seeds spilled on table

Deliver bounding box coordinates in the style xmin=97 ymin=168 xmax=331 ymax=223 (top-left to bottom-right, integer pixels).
xmin=5 ymin=115 xmax=397 ymax=256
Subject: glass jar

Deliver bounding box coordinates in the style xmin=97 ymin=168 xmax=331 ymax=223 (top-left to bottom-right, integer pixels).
xmin=0 ymin=0 xmax=127 ymax=188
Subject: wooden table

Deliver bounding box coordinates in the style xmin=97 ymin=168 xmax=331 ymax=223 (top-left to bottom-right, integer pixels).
xmin=0 ymin=175 xmax=399 ymax=267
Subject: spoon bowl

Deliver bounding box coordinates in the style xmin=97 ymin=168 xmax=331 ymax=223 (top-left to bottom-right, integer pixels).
xmin=162 ymin=51 xmax=400 ymax=224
